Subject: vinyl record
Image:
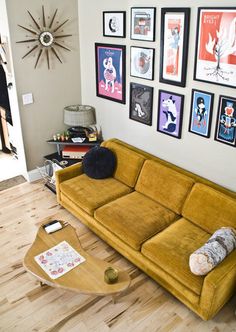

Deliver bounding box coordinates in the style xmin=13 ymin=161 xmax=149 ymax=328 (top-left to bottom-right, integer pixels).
xmin=134 ymin=52 xmax=150 ymax=74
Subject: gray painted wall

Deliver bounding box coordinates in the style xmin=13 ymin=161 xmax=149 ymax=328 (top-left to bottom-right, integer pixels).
xmin=5 ymin=0 xmax=81 ymax=171
xmin=78 ymin=0 xmax=236 ymax=191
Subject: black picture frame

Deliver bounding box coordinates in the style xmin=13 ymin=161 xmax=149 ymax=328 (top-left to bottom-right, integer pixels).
xmin=157 ymin=90 xmax=184 ymax=139
xmin=130 ymin=7 xmax=156 ymax=41
xmin=214 ymin=95 xmax=236 ymax=147
xmin=130 ymin=46 xmax=155 ymax=81
xmin=103 ymin=11 xmax=126 ymax=38
xmin=159 ymin=8 xmax=190 ymax=87
xmin=129 ymin=82 xmax=153 ymax=126
xmin=188 ymin=89 xmax=214 ymax=138
xmin=194 ymin=7 xmax=236 ymax=89
xmin=95 ymin=43 xmax=126 ymax=104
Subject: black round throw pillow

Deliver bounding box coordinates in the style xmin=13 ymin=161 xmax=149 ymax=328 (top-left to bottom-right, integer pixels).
xmin=82 ymin=146 xmax=116 ymax=179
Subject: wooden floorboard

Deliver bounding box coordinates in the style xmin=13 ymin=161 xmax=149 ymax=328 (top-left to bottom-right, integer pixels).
xmin=0 ymin=181 xmax=235 ymax=332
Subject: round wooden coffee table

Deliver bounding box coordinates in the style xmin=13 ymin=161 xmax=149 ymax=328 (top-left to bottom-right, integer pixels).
xmin=23 ymin=222 xmax=131 ymax=300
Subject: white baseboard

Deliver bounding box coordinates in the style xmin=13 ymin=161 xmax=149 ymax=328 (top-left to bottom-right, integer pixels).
xmin=27 ymin=168 xmax=43 ymax=182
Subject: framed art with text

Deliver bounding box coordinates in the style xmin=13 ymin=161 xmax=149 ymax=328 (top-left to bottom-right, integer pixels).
xmin=159 ymin=8 xmax=190 ymax=87
xmin=157 ymin=90 xmax=184 ymax=139
xmin=130 ymin=7 xmax=156 ymax=41
xmin=194 ymin=7 xmax=236 ymax=88
xmin=130 ymin=46 xmax=155 ymax=80
xmin=189 ymin=89 xmax=214 ymax=138
xmin=95 ymin=43 xmax=126 ymax=104
xmin=214 ymin=95 xmax=236 ymax=147
xmin=129 ymin=82 xmax=153 ymax=126
xmin=103 ymin=11 xmax=126 ymax=38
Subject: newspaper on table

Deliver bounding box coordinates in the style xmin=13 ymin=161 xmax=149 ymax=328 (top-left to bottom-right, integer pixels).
xmin=34 ymin=241 xmax=86 ymax=279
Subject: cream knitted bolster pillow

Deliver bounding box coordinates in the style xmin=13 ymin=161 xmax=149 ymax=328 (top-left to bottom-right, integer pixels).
xmin=189 ymin=227 xmax=236 ymax=276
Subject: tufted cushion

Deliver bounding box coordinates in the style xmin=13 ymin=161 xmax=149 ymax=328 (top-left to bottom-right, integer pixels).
xmin=82 ymin=146 xmax=116 ymax=179
xmin=60 ymin=174 xmax=132 ymax=215
xmin=189 ymin=227 xmax=236 ymax=276
xmin=135 ymin=160 xmax=195 ymax=214
xmin=102 ymin=141 xmax=145 ymax=187
xmin=182 ymin=183 xmax=236 ymax=233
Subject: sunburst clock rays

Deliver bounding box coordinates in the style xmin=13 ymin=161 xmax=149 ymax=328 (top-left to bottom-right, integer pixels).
xmin=16 ymin=6 xmax=72 ymax=69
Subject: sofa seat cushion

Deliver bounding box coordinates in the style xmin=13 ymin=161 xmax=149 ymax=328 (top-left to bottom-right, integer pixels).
xmin=94 ymin=191 xmax=178 ymax=251
xmin=102 ymin=141 xmax=145 ymax=187
xmin=142 ymin=218 xmax=210 ymax=295
xmin=60 ymin=174 xmax=132 ymax=216
xmin=182 ymin=183 xmax=236 ymax=233
xmin=135 ymin=160 xmax=195 ymax=214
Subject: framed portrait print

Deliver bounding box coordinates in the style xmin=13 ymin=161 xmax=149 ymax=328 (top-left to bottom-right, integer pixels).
xmin=129 ymin=83 xmax=153 ymax=126
xmin=189 ymin=89 xmax=214 ymax=138
xmin=103 ymin=11 xmax=126 ymax=38
xmin=159 ymin=8 xmax=190 ymax=87
xmin=194 ymin=8 xmax=236 ymax=89
xmin=214 ymin=95 xmax=236 ymax=147
xmin=130 ymin=46 xmax=155 ymax=80
xmin=130 ymin=7 xmax=156 ymax=41
xmin=157 ymin=90 xmax=184 ymax=139
xmin=95 ymin=43 xmax=126 ymax=104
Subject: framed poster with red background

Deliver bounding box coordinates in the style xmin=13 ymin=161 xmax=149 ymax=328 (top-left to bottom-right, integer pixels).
xmin=194 ymin=7 xmax=236 ymax=88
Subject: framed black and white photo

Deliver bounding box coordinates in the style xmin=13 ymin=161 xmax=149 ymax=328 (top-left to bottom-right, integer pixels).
xmin=214 ymin=95 xmax=236 ymax=147
xmin=159 ymin=8 xmax=190 ymax=87
xmin=189 ymin=89 xmax=214 ymax=138
xmin=130 ymin=7 xmax=156 ymax=41
xmin=129 ymin=83 xmax=153 ymax=126
xmin=103 ymin=11 xmax=126 ymax=38
xmin=130 ymin=46 xmax=155 ymax=80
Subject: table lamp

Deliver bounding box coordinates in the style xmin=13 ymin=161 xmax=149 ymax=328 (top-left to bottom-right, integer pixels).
xmin=64 ymin=105 xmax=96 ymax=137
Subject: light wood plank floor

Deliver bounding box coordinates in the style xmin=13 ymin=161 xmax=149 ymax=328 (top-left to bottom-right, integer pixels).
xmin=0 ymin=181 xmax=235 ymax=332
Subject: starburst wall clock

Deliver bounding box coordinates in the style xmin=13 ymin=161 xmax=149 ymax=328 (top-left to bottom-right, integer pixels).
xmin=16 ymin=6 xmax=72 ymax=69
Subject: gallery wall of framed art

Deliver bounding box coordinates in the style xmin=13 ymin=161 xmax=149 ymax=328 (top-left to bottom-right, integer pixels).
xmin=78 ymin=0 xmax=236 ymax=191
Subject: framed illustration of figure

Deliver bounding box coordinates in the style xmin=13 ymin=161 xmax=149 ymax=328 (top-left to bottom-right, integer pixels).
xmin=159 ymin=8 xmax=190 ymax=87
xmin=157 ymin=90 xmax=184 ymax=139
xmin=130 ymin=7 xmax=156 ymax=41
xmin=130 ymin=46 xmax=155 ymax=80
xmin=103 ymin=11 xmax=126 ymax=38
xmin=214 ymin=95 xmax=236 ymax=147
xmin=129 ymin=83 xmax=153 ymax=126
xmin=95 ymin=43 xmax=126 ymax=104
xmin=194 ymin=8 xmax=236 ymax=89
xmin=189 ymin=89 xmax=214 ymax=138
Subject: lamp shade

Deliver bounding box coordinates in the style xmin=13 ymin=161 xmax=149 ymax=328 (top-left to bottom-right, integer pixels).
xmin=64 ymin=105 xmax=96 ymax=127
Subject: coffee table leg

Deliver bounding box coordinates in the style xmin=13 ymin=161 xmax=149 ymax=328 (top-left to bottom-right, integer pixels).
xmin=112 ymin=295 xmax=116 ymax=304
xmin=40 ymin=281 xmax=46 ymax=287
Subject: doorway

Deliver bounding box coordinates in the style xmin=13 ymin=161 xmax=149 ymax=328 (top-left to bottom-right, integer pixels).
xmin=0 ymin=64 xmax=21 ymax=181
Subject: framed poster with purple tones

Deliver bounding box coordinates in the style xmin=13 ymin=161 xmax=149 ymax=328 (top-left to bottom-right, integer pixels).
xmin=95 ymin=43 xmax=126 ymax=104
xmin=157 ymin=90 xmax=184 ymax=139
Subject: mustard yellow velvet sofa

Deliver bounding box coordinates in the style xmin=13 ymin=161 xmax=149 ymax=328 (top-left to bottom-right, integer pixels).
xmin=55 ymin=138 xmax=236 ymax=320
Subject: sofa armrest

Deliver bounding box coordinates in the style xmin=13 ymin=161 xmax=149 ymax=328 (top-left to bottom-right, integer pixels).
xmin=199 ymin=250 xmax=236 ymax=320
xmin=55 ymin=162 xmax=83 ymax=201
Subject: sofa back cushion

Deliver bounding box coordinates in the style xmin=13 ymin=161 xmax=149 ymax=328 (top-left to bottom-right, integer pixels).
xmin=182 ymin=183 xmax=236 ymax=233
xmin=102 ymin=141 xmax=145 ymax=187
xmin=135 ymin=160 xmax=195 ymax=214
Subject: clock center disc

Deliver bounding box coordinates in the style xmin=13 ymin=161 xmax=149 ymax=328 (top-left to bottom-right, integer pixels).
xmin=39 ymin=31 xmax=54 ymax=47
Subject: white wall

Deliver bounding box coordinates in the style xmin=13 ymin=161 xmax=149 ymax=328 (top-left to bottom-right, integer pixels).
xmin=5 ymin=0 xmax=81 ymax=171
xmin=78 ymin=0 xmax=236 ymax=191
